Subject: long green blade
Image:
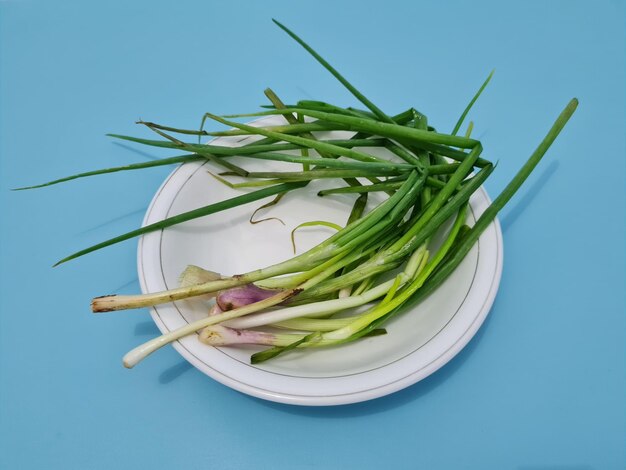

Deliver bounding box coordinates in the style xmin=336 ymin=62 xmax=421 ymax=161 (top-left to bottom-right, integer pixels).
xmin=107 ymin=134 xmax=386 ymax=156
xmin=225 ymin=108 xmax=479 ymax=149
xmin=54 ymin=181 xmax=306 ymax=266
xmin=272 ymin=19 xmax=394 ymax=124
xmin=241 ymin=152 xmax=415 ymax=171
xmin=13 ymin=155 xmax=205 ymax=190
xmin=204 ymin=113 xmax=390 ymax=163
xmin=451 ymin=70 xmax=494 ymax=136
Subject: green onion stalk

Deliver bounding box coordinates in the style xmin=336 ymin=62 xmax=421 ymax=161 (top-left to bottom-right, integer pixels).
xmin=93 ymin=169 xmax=425 ymax=311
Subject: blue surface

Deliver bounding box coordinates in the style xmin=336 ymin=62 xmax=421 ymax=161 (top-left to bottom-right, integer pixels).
xmin=1 ymin=1 xmax=624 ymax=468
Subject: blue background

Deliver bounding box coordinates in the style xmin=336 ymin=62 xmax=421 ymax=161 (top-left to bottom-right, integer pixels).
xmin=1 ymin=1 xmax=624 ymax=469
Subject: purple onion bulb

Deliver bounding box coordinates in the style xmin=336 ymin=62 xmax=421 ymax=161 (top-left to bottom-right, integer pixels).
xmin=216 ymin=284 xmax=281 ymax=311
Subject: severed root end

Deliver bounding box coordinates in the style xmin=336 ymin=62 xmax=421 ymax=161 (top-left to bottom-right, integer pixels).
xmin=91 ymin=294 xmax=120 ymax=312
xmin=91 ymin=293 xmax=167 ymax=312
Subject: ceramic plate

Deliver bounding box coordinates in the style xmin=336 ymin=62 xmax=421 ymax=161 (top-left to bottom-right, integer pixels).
xmin=137 ymin=116 xmax=503 ymax=406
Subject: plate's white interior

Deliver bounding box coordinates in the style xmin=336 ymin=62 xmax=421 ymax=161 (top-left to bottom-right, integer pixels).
xmin=138 ymin=116 xmax=503 ymax=405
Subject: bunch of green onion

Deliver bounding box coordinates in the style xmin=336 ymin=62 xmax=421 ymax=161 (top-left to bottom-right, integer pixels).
xmin=17 ymin=20 xmax=577 ymax=368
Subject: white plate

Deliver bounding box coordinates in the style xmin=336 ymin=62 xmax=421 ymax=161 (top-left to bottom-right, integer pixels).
xmin=137 ymin=116 xmax=503 ymax=406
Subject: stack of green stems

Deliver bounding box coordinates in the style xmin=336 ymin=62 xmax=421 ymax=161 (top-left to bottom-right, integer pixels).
xmin=104 ymin=119 xmax=498 ymax=367
xmin=109 ymin=93 xmax=575 ymax=367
